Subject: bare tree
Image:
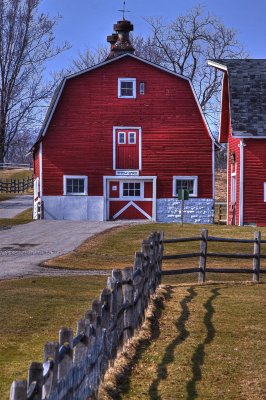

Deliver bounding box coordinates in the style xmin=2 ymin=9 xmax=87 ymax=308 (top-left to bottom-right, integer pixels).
xmin=0 ymin=0 xmax=70 ymax=164
xmin=143 ymin=6 xmax=247 ymax=129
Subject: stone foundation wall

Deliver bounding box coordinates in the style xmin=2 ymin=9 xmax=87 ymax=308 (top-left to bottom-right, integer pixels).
xmin=157 ymin=198 xmax=214 ymax=224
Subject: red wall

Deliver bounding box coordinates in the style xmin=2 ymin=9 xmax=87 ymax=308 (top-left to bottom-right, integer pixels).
xmin=244 ymin=139 xmax=266 ymax=226
xmin=40 ymin=56 xmax=213 ymax=199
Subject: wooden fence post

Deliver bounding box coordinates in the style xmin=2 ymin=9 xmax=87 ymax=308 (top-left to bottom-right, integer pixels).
xmin=10 ymin=380 xmax=27 ymax=400
xmin=58 ymin=328 xmax=73 ymax=380
xmin=28 ymin=362 xmax=43 ymax=400
xmin=74 ymin=318 xmax=87 ymax=365
xmin=122 ymin=267 xmax=134 ymax=343
xmin=253 ymin=231 xmax=261 ymax=283
xmin=198 ymin=229 xmax=208 ymax=283
xmin=43 ymin=342 xmax=59 ymax=398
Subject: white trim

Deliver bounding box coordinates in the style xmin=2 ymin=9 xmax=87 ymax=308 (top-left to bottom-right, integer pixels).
xmin=238 ymin=140 xmax=246 ymax=226
xmin=128 ymin=131 xmax=136 ymax=144
xmin=118 ymin=78 xmax=136 ymax=98
xmin=107 ymin=198 xmax=153 ymax=201
xmin=207 ymin=60 xmax=228 ymax=72
xmin=264 ymin=183 xmax=266 ymax=202
xmin=63 ymin=175 xmax=88 ymax=195
xmin=112 ymin=201 xmax=152 ymax=220
xmin=39 ymin=142 xmax=43 ymax=198
xmin=113 ymin=126 xmax=142 ymax=171
xmin=227 ymin=146 xmax=229 ymax=225
xmin=120 ymin=180 xmax=144 ymax=199
xmin=172 ymin=176 xmax=198 ymax=197
xmin=118 ymin=131 xmax=126 ymax=144
xmin=104 ymin=176 xmax=157 ymax=221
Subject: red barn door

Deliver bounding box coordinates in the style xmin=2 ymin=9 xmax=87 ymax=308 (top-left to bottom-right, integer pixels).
xmin=115 ymin=129 xmax=139 ymax=170
xmin=107 ymin=179 xmax=154 ymax=220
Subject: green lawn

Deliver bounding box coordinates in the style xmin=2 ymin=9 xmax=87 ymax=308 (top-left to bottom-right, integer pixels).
xmin=100 ymin=282 xmax=266 ymax=400
xmin=44 ymin=223 xmax=266 ymax=282
xmin=0 ymin=276 xmax=106 ymax=399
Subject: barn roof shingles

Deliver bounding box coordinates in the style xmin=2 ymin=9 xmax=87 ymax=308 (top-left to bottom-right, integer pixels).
xmin=213 ymin=59 xmax=266 ymax=137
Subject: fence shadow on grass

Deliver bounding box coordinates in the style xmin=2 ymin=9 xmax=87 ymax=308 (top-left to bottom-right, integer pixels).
xmin=148 ymin=287 xmax=198 ymax=400
xmin=186 ymin=287 xmax=221 ymax=399
xmin=104 ymin=285 xmax=174 ymax=400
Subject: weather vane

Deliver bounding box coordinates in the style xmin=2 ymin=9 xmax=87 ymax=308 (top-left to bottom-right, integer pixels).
xmin=118 ymin=1 xmax=130 ymax=20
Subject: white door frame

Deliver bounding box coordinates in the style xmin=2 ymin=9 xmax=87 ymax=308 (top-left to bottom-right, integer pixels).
xmin=103 ymin=176 xmax=157 ymax=221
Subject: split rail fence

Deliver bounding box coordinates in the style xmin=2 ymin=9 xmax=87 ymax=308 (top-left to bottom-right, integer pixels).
xmin=10 ymin=232 xmax=164 ymax=400
xmin=162 ymin=229 xmax=266 ymax=283
xmin=0 ymin=176 xmax=33 ymax=193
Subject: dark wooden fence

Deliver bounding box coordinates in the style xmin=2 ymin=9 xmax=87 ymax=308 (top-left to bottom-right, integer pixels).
xmin=10 ymin=232 xmax=164 ymax=400
xmin=0 ymin=177 xmax=33 ymax=193
xmin=162 ymin=229 xmax=265 ymax=282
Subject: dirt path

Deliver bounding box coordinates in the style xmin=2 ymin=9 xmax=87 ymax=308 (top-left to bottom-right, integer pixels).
xmin=0 ymin=195 xmax=33 ymax=218
xmin=0 ymin=220 xmax=139 ymax=280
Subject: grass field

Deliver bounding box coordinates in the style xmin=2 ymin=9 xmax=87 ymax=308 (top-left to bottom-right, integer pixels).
xmin=0 ymin=276 xmax=106 ymax=399
xmin=44 ymin=223 xmax=266 ymax=282
xmin=101 ymin=282 xmax=266 ymax=400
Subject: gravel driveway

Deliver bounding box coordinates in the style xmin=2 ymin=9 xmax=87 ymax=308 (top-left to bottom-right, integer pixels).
xmin=0 ymin=195 xmax=33 ymax=218
xmin=0 ymin=220 xmax=136 ymax=280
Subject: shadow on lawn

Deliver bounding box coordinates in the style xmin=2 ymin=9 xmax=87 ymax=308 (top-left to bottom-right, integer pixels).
xmin=104 ymin=285 xmax=174 ymax=400
xmin=148 ymin=287 xmax=198 ymax=400
xmin=186 ymin=287 xmax=220 ymax=399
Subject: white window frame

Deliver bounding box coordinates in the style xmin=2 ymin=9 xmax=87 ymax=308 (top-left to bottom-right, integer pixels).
xmin=118 ymin=131 xmax=126 ymax=144
xmin=118 ymin=78 xmax=136 ymax=98
xmin=34 ymin=178 xmax=39 ymax=199
xmin=172 ymin=176 xmax=198 ymax=197
xmin=63 ymin=175 xmax=88 ymax=196
xmin=139 ymin=82 xmax=145 ymax=95
xmin=128 ymin=131 xmax=136 ymax=144
xmin=120 ymin=180 xmax=144 ymax=199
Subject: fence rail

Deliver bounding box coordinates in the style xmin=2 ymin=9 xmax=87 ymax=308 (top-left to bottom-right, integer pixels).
xmin=10 ymin=232 xmax=164 ymax=400
xmin=162 ymin=229 xmax=265 ymax=283
xmin=0 ymin=162 xmax=32 ymax=169
xmin=0 ymin=177 xmax=34 ymax=193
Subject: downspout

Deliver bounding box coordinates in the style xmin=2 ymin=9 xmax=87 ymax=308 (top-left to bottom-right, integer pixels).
xmin=212 ymin=141 xmax=215 ymax=201
xmin=39 ymin=142 xmax=43 ymax=199
xmin=239 ymin=139 xmax=246 ymax=226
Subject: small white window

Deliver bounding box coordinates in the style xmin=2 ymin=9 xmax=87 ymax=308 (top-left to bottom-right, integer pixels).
xmin=118 ymin=78 xmax=136 ymax=98
xmin=264 ymin=183 xmax=266 ymax=202
xmin=122 ymin=182 xmax=141 ymax=197
xmin=118 ymin=132 xmax=126 ymax=144
xmin=140 ymin=82 xmax=145 ymax=95
xmin=128 ymin=132 xmax=136 ymax=144
xmin=173 ymin=176 xmax=198 ymax=197
xmin=64 ymin=175 xmax=88 ymax=195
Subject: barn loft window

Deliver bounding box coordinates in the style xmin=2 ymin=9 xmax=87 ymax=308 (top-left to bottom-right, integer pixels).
xmin=122 ymin=182 xmax=141 ymax=197
xmin=173 ymin=176 xmax=198 ymax=197
xmin=118 ymin=78 xmax=136 ymax=98
xmin=64 ymin=176 xmax=88 ymax=195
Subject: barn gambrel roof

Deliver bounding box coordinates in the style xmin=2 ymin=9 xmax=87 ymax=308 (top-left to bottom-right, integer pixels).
xmin=208 ymin=59 xmax=266 ymax=137
xmin=33 ymin=53 xmax=215 ymax=149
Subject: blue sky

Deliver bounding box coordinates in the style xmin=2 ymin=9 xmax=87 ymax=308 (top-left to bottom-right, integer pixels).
xmin=39 ymin=0 xmax=266 ymax=75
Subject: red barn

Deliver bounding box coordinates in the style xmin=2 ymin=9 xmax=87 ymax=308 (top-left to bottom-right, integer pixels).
xmin=209 ymin=59 xmax=266 ymax=226
xmin=32 ymin=19 xmax=215 ymax=223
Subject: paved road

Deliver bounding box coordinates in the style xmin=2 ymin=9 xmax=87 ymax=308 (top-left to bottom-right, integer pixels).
xmin=0 ymin=195 xmax=33 ymax=218
xmin=0 ymin=220 xmax=136 ymax=280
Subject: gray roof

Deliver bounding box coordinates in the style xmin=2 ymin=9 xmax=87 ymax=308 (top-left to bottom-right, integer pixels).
xmin=210 ymin=59 xmax=266 ymax=137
